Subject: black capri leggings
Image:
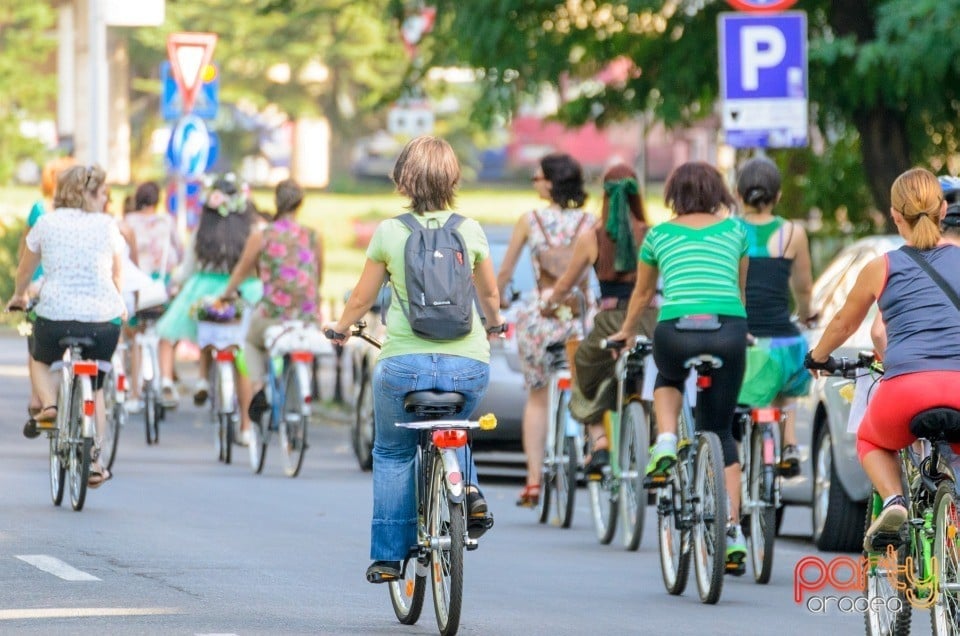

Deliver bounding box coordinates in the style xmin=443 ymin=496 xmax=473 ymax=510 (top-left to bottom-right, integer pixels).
xmin=31 ymin=317 xmax=121 ymax=390
xmin=652 ymin=316 xmax=747 ymax=467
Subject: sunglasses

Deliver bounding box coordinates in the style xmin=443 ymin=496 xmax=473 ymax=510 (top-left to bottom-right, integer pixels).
xmin=531 ymin=175 xmax=547 ymax=183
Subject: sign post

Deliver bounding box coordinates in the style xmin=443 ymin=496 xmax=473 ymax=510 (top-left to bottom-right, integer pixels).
xmin=718 ymin=12 xmax=808 ymax=149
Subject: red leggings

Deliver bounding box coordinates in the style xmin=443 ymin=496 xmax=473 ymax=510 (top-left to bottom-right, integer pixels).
xmin=857 ymin=371 xmax=960 ymax=459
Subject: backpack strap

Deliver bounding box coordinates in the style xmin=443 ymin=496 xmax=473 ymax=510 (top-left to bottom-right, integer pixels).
xmin=901 ymin=246 xmax=960 ymax=315
xmin=443 ymin=212 xmax=465 ymax=230
xmin=396 ymin=212 xmax=419 ymax=232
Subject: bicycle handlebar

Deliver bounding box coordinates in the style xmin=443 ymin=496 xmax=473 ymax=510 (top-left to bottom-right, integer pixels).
xmin=804 ymin=350 xmax=878 ymax=377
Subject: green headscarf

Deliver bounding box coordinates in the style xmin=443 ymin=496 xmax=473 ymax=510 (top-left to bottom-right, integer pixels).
xmin=604 ymin=177 xmax=639 ymax=272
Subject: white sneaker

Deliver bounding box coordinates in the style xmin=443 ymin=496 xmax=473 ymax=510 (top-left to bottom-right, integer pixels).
xmin=193 ymin=378 xmax=210 ymax=407
xmin=160 ymin=381 xmax=179 ymax=409
xmin=237 ymin=428 xmax=254 ymax=447
xmin=125 ymin=398 xmax=144 ymax=414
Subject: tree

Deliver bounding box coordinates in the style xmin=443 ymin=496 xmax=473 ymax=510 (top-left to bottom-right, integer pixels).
xmin=427 ymin=0 xmax=960 ymax=223
xmin=0 ymin=4 xmax=57 ymax=183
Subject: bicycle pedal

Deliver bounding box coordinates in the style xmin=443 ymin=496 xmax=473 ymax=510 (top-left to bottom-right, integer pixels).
xmin=643 ymin=475 xmax=668 ymax=489
xmin=725 ymin=562 xmax=747 ymax=577
xmin=866 ymin=531 xmax=905 ymax=552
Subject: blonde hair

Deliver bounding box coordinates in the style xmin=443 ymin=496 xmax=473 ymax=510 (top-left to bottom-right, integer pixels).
xmin=891 ymin=167 xmax=943 ymax=250
xmin=391 ymin=136 xmax=460 ymax=214
xmin=53 ymin=165 xmax=107 ymax=212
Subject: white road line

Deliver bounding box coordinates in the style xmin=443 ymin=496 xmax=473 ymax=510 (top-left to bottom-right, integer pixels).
xmin=0 ymin=607 xmax=179 ymax=620
xmin=15 ymin=555 xmax=100 ymax=581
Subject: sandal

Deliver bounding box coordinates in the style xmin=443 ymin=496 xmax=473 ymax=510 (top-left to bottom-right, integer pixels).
xmin=35 ymin=405 xmax=57 ymax=427
xmin=88 ymin=463 xmax=112 ymax=489
xmin=515 ymin=484 xmax=540 ymax=508
xmin=365 ymin=561 xmax=401 ymax=584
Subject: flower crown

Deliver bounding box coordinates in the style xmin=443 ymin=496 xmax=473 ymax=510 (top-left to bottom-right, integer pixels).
xmin=203 ymin=173 xmax=248 ymax=217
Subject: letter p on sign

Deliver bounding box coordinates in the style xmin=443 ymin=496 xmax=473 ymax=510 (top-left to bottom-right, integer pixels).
xmin=740 ymin=26 xmax=785 ymax=90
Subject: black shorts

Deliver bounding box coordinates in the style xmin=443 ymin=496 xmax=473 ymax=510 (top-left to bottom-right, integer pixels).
xmin=30 ymin=317 xmax=121 ymax=389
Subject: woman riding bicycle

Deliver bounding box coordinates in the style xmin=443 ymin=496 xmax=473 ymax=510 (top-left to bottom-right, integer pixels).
xmin=807 ymin=167 xmax=960 ymax=551
xmin=607 ymin=161 xmax=749 ymax=569
xmin=324 ymin=136 xmax=504 ymax=584
xmin=541 ymin=163 xmax=657 ymax=476
xmin=222 ymin=178 xmax=323 ymax=443
xmin=734 ymin=157 xmax=814 ymax=476
xmin=7 ymin=164 xmax=125 ymax=487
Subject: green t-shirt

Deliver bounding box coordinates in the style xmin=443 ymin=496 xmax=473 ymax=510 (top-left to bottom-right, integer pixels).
xmin=366 ymin=211 xmax=491 ymax=363
xmin=639 ymin=217 xmax=748 ymax=322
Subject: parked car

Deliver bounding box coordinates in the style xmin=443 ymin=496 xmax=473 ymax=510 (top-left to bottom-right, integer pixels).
xmin=343 ymin=224 xmax=537 ymax=470
xmin=786 ymin=235 xmax=903 ymax=552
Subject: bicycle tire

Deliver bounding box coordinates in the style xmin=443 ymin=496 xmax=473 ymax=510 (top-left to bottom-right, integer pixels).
xmin=536 ymin=457 xmax=552 ymax=525
xmin=538 ymin=380 xmax=563 ymax=526
xmin=220 ymin=412 xmax=233 ymax=464
xmin=554 ymin=388 xmax=576 ymax=529
xmin=587 ymin=475 xmax=618 ymax=544
xmin=248 ymin=413 xmax=266 ymax=473
xmin=428 ymin=454 xmax=464 ymax=636
xmin=864 ymin=490 xmax=912 ymax=636
xmin=933 ymin=482 xmax=960 ymax=635
xmin=620 ymin=400 xmax=650 ymax=551
xmin=68 ymin=376 xmax=91 ymax=512
xmin=49 ymin=429 xmax=65 ymax=507
xmin=279 ymin=362 xmax=308 ymax=477
xmin=692 ymin=431 xmax=726 ymax=604
xmin=100 ymin=366 xmax=121 ymax=470
xmin=389 ymin=555 xmax=426 ymax=625
xmin=748 ymin=424 xmax=777 ymax=584
xmin=352 ymin=367 xmax=375 ymax=472
xmin=144 ymin=385 xmax=158 ymax=445
xmin=657 ymin=468 xmax=689 ymax=595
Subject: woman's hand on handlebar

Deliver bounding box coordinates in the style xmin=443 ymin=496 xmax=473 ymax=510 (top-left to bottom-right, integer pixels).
xmin=5 ymin=292 xmax=29 ymax=313
xmin=323 ymin=321 xmax=350 ymax=344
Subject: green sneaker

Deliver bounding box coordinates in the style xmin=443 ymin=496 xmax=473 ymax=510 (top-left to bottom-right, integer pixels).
xmin=644 ymin=440 xmax=677 ymax=483
xmin=726 ymin=524 xmax=747 ymax=576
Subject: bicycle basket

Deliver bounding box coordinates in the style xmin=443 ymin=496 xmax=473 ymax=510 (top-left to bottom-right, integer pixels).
xmin=264 ymin=321 xmax=333 ymax=358
xmin=197 ymin=320 xmax=247 ymax=350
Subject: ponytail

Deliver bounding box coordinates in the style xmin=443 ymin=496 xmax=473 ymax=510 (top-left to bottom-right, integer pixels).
xmin=909 ymin=212 xmax=941 ymax=250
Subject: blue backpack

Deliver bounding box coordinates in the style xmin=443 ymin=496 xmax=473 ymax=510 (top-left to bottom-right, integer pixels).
xmin=392 ymin=213 xmax=476 ymax=341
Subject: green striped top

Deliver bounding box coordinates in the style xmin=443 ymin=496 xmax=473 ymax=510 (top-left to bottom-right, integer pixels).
xmin=639 ymin=218 xmax=748 ymax=322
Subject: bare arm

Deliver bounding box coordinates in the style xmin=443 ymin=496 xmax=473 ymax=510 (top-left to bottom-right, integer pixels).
xmin=738 ymin=255 xmax=748 ymax=306
xmin=332 ymin=258 xmax=389 ymax=337
xmin=495 ymin=216 xmax=529 ymax=307
xmin=550 ymin=230 xmax=597 ymax=301
xmin=787 ymin=224 xmax=814 ymax=321
xmin=809 ymin=257 xmax=884 ymax=361
xmin=606 ymin=261 xmax=659 ymax=341
xmin=314 ymin=232 xmax=324 ymax=288
xmin=870 ymin=312 xmax=887 ymax=359
xmin=8 ymin=247 xmax=41 ymax=308
xmin=473 ymin=256 xmax=503 ymax=329
xmin=112 ymin=251 xmax=122 ymax=294
xmin=223 ymin=229 xmax=263 ymax=298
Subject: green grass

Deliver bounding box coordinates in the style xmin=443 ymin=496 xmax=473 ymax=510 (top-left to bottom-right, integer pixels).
xmin=0 ymin=182 xmax=670 ymax=312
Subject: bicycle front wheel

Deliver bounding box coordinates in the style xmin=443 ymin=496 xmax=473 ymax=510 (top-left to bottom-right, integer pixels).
xmin=864 ymin=490 xmax=912 ymax=636
xmin=279 ymin=363 xmax=309 ymax=477
xmin=49 ymin=429 xmax=65 ymax=507
xmin=68 ymin=377 xmax=92 ymax=512
xmin=144 ymin=384 xmax=158 ymax=445
xmin=692 ymin=432 xmax=727 ymax=604
xmin=747 ymin=424 xmax=777 ymax=584
xmin=101 ymin=368 xmax=122 ymax=470
xmin=619 ymin=400 xmax=650 ymax=551
xmin=428 ymin=455 xmax=464 ymax=636
xmin=587 ymin=475 xmax=618 ymax=544
xmin=389 ymin=555 xmax=426 ymax=625
xmin=553 ymin=388 xmax=576 ymax=529
xmin=933 ymin=483 xmax=960 ymax=635
xmin=657 ymin=468 xmax=689 ymax=595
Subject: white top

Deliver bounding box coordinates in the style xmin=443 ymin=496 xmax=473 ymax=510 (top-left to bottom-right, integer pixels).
xmin=26 ymin=208 xmax=126 ymax=322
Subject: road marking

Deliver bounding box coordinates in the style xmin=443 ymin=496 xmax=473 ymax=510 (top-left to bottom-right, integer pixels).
xmin=0 ymin=607 xmax=179 ymax=620
xmin=0 ymin=364 xmax=29 ymax=378
xmin=15 ymin=555 xmax=100 ymax=581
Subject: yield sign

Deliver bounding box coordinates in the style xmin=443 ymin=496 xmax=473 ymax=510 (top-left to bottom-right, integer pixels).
xmin=167 ymin=32 xmax=217 ymax=114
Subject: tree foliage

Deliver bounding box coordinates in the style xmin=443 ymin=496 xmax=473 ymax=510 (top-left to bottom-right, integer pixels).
xmin=427 ymin=0 xmax=960 ymax=224
xmin=0 ymin=4 xmax=57 ymax=183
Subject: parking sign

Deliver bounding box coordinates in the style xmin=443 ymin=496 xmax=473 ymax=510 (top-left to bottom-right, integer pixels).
xmin=718 ymin=12 xmax=807 ymax=148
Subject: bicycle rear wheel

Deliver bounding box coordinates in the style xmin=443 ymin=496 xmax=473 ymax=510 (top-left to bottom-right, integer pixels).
xmin=587 ymin=434 xmax=618 ymax=544
xmin=933 ymin=482 xmax=960 ymax=635
xmin=100 ymin=367 xmax=122 ymax=470
xmin=553 ymin=388 xmax=576 ymax=529
xmin=279 ymin=363 xmax=309 ymax=477
xmin=657 ymin=468 xmax=689 ymax=595
xmin=747 ymin=424 xmax=777 ymax=584
xmin=68 ymin=377 xmax=91 ymax=512
xmin=428 ymin=454 xmax=464 ymax=636
xmin=619 ymin=400 xmax=650 ymax=551
xmin=692 ymin=432 xmax=726 ymax=604
xmin=352 ymin=367 xmax=375 ymax=472
xmin=864 ymin=490 xmax=912 ymax=636
xmin=49 ymin=430 xmax=65 ymax=506
xmin=144 ymin=384 xmax=158 ymax=445
xmin=249 ymin=413 xmax=267 ymax=473
xmin=389 ymin=555 xmax=426 ymax=625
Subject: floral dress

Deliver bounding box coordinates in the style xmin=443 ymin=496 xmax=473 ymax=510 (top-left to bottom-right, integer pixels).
xmin=515 ymin=206 xmax=594 ymax=389
xmin=258 ymin=217 xmax=320 ymax=320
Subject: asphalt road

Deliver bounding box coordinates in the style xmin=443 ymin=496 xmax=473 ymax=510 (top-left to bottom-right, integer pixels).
xmin=0 ymin=333 xmax=929 ymax=634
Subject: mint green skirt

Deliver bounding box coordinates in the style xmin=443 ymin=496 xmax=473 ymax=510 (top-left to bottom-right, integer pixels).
xmin=156 ymin=272 xmax=262 ymax=343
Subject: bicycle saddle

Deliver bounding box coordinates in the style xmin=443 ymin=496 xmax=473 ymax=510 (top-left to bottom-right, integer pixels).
xmin=683 ymin=354 xmax=724 ymax=370
xmin=404 ymin=390 xmax=465 ymax=414
xmin=545 ymin=342 xmax=566 ymax=355
xmin=909 ymin=408 xmax=960 ymax=443
xmin=58 ymin=336 xmax=95 ymax=348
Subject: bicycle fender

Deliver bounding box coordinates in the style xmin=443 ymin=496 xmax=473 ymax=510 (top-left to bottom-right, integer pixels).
xmin=439 ymin=448 xmax=465 ymax=504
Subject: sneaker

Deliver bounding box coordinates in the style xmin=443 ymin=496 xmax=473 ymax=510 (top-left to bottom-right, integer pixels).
xmin=645 ymin=439 xmax=678 ymax=481
xmin=193 ymin=379 xmax=210 ymax=407
xmin=864 ymin=495 xmax=908 ymax=552
xmin=160 ymin=381 xmax=179 ymax=409
xmin=125 ymin=398 xmax=144 ymax=415
xmin=726 ymin=523 xmax=747 ymax=575
xmin=780 ymin=444 xmax=801 ymax=477
xmin=585 ymin=448 xmax=610 ymax=478
xmin=237 ymin=428 xmax=254 ymax=448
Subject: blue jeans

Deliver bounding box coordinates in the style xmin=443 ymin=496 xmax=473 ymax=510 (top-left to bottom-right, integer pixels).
xmin=371 ymin=353 xmax=490 ymax=561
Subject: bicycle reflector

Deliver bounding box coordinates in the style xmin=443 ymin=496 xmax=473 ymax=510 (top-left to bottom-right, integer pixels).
xmin=117 ymin=374 xmax=127 ymax=393
xmin=215 ymin=350 xmax=235 ymax=362
xmin=752 ymin=407 xmax=781 ymax=423
xmin=73 ymin=361 xmax=98 ymax=376
xmin=557 ymin=377 xmax=572 ymax=391
xmin=83 ymin=400 xmax=95 ymax=416
xmin=696 ymin=375 xmax=712 ymax=389
xmin=290 ymin=351 xmax=313 ymax=363
xmin=478 ymin=414 xmax=497 ymax=430
xmin=432 ymin=429 xmax=468 ymax=448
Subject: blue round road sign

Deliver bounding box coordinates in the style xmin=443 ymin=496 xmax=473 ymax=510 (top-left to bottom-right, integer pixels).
xmin=167 ymin=115 xmax=211 ymax=177
xmin=726 ymin=0 xmax=798 ymax=11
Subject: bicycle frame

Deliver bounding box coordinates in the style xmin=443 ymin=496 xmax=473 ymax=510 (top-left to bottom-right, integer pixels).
xmin=136 ymin=321 xmax=161 ymax=397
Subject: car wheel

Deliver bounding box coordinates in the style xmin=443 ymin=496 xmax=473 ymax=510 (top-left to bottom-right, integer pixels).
xmin=812 ymin=424 xmax=865 ymax=551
